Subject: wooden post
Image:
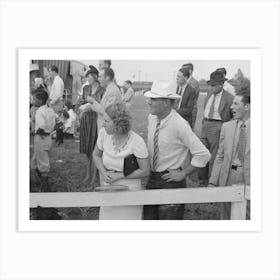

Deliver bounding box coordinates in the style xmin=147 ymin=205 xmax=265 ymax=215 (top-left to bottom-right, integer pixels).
xmin=230 ymin=201 xmax=247 ymax=220
xmin=230 ymin=184 xmax=247 ymax=220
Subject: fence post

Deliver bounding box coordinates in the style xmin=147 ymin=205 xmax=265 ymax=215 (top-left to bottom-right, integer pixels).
xmin=230 ymin=184 xmax=246 ymax=220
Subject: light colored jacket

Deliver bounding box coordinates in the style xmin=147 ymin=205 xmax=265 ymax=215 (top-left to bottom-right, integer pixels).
xmin=209 ymin=119 xmax=250 ymax=186
xmin=96 ymin=82 xmax=122 ymax=130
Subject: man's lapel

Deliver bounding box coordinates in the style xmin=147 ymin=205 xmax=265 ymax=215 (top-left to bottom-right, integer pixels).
xmin=228 ymin=120 xmax=239 ymax=158
xmin=179 ymin=84 xmax=188 ymax=108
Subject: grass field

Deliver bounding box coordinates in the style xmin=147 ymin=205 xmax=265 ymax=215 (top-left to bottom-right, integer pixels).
xmin=30 ymin=94 xmax=220 ymax=220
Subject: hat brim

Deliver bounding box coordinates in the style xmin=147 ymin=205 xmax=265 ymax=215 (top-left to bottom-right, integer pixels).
xmin=144 ymin=90 xmax=181 ymax=99
xmin=207 ymin=78 xmax=228 ymax=86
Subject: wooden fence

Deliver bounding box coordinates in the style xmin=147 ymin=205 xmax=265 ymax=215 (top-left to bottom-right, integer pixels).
xmin=30 ymin=184 xmax=250 ymax=220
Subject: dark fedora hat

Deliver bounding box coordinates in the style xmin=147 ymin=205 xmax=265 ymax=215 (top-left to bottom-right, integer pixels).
xmin=207 ymin=70 xmax=228 ymax=86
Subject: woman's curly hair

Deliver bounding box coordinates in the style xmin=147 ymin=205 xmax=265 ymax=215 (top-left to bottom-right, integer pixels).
xmin=105 ymin=101 xmax=132 ymax=134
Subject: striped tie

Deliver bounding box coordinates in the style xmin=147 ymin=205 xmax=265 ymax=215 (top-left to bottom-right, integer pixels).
xmin=237 ymin=122 xmax=247 ymax=163
xmin=152 ymin=119 xmax=161 ymax=171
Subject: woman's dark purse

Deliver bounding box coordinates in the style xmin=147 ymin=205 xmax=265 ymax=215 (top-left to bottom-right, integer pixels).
xmin=123 ymin=154 xmax=139 ymax=176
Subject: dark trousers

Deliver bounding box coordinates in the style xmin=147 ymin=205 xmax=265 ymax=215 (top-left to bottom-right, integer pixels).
xmin=199 ymin=120 xmax=223 ymax=180
xmin=56 ymin=128 xmax=64 ymax=144
xmin=143 ymin=172 xmax=186 ymax=220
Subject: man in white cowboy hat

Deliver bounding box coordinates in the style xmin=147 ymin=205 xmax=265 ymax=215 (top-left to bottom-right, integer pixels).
xmin=143 ymin=80 xmax=211 ymax=220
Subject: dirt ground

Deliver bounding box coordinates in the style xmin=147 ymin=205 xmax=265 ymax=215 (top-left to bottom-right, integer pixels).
xmin=30 ymin=94 xmax=220 ymax=220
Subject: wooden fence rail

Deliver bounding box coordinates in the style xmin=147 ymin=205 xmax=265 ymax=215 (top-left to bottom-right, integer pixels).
xmin=30 ymin=185 xmax=250 ymax=220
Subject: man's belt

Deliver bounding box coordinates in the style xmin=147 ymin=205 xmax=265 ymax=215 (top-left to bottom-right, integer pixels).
xmin=204 ymin=118 xmax=222 ymax=122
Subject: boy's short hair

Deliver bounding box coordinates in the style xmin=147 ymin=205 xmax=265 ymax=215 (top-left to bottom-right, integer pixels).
xmin=32 ymin=88 xmax=49 ymax=104
xmin=50 ymin=65 xmax=59 ymax=73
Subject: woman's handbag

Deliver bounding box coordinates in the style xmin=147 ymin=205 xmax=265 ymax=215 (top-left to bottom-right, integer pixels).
xmin=123 ymin=154 xmax=139 ymax=176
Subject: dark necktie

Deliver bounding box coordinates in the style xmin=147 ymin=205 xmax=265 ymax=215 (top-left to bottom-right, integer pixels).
xmin=152 ymin=119 xmax=161 ymax=171
xmin=208 ymin=94 xmax=217 ymax=119
xmin=237 ymin=122 xmax=247 ymax=163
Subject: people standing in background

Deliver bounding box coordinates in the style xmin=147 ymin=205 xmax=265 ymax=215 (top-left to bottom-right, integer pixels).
xmin=143 ymin=80 xmax=210 ymax=220
xmin=30 ymin=78 xmax=46 ymax=134
xmin=216 ymin=67 xmax=236 ymax=96
xmin=30 ymin=88 xmax=56 ymax=191
xmin=34 ymin=77 xmax=48 ymax=92
xmin=49 ymin=65 xmax=64 ymax=114
xmin=54 ymin=110 xmax=69 ymax=146
xmin=176 ymin=68 xmax=197 ymax=128
xmin=63 ymin=100 xmax=77 ymax=139
xmin=199 ymin=70 xmax=234 ymax=182
xmin=182 ymin=63 xmax=200 ymax=128
xmin=209 ymin=84 xmax=250 ymax=219
xmin=79 ymin=67 xmax=105 ymax=187
xmin=86 ymin=68 xmax=122 ymax=131
xmin=121 ymin=80 xmax=134 ymax=109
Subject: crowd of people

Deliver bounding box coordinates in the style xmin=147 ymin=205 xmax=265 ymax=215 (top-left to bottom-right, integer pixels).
xmin=30 ymin=60 xmax=250 ymax=220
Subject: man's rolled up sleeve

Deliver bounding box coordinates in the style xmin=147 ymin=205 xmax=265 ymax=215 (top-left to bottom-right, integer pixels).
xmin=180 ymin=123 xmax=211 ymax=168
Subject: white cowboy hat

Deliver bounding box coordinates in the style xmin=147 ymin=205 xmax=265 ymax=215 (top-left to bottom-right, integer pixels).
xmin=144 ymin=80 xmax=181 ymax=99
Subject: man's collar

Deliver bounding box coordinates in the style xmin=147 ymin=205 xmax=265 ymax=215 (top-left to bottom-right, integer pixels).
xmin=157 ymin=109 xmax=174 ymax=127
xmin=238 ymin=118 xmax=250 ymax=126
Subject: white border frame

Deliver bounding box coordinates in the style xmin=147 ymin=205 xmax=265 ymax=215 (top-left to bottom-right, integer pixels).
xmin=19 ymin=48 xmax=262 ymax=232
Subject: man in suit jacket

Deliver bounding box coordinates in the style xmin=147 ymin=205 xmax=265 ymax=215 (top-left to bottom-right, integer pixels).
xmin=209 ymin=85 xmax=250 ymax=219
xmin=199 ymin=70 xmax=234 ymax=181
xmin=182 ymin=63 xmax=200 ymax=127
xmin=85 ymin=68 xmax=122 ymax=131
xmin=176 ymin=67 xmax=197 ymax=128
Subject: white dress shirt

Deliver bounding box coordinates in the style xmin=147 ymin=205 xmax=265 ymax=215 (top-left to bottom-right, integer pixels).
xmin=204 ymin=90 xmax=223 ymax=120
xmin=50 ymin=75 xmax=64 ymax=103
xmin=147 ymin=110 xmax=211 ymax=172
xmin=35 ymin=105 xmax=56 ymax=133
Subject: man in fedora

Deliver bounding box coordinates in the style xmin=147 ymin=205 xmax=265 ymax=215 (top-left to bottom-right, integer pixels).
xmin=143 ymin=80 xmax=211 ymax=220
xmin=216 ymin=67 xmax=236 ymax=96
xmin=209 ymin=83 xmax=250 ymax=219
xmin=199 ymin=70 xmax=234 ymax=182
